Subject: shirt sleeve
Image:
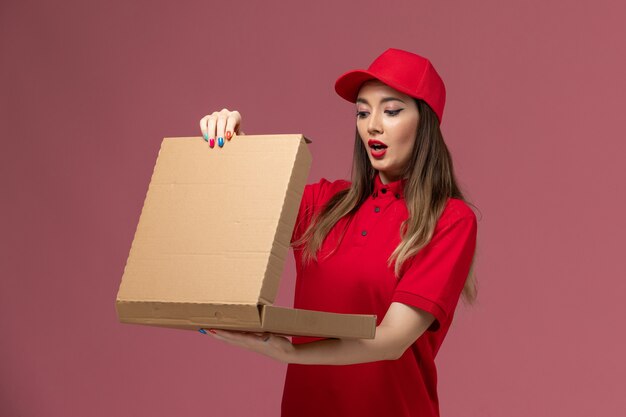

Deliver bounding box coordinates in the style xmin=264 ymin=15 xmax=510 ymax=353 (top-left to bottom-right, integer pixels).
xmin=291 ymin=183 xmax=313 ymax=245
xmin=291 ymin=178 xmax=331 ymax=245
xmin=391 ymin=212 xmax=477 ymax=332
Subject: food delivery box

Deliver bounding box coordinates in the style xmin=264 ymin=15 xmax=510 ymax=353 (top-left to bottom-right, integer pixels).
xmin=115 ymin=134 xmax=377 ymax=339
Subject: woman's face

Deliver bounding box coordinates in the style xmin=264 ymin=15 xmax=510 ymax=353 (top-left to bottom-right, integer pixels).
xmin=356 ymin=80 xmax=419 ymax=183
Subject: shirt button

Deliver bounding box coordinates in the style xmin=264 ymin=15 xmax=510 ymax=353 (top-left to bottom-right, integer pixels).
xmin=381 ymin=188 xmax=387 ymax=194
xmin=395 ymin=193 xmax=401 ymax=199
xmin=374 ymin=207 xmax=380 ymax=213
xmin=361 ymin=230 xmax=367 ymax=236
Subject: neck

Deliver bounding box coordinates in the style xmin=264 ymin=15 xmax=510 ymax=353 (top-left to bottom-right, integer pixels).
xmin=378 ymin=171 xmax=408 ymax=184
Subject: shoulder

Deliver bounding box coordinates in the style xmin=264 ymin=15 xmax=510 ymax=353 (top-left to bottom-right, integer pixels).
xmin=303 ymin=177 xmax=351 ymax=206
xmin=436 ymin=198 xmax=477 ymax=230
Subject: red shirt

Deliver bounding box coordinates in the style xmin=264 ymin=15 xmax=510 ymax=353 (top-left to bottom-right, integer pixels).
xmin=281 ymin=173 xmax=477 ymax=417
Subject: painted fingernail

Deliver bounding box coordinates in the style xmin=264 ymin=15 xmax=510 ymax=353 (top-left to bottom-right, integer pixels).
xmin=217 ymin=137 xmax=224 ymax=147
xmin=203 ymin=133 xmax=208 ymax=141
xmin=208 ymin=329 xmax=217 ymax=334
xmin=209 ymin=138 xmax=215 ymax=148
xmin=226 ymin=131 xmax=232 ymax=140
xmin=199 ymin=329 xmax=207 ymax=334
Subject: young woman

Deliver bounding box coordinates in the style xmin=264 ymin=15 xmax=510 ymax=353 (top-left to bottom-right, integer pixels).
xmin=198 ymin=48 xmax=478 ymax=417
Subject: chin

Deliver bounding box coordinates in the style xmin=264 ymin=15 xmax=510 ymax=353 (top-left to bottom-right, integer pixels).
xmin=371 ymin=161 xmax=390 ymax=170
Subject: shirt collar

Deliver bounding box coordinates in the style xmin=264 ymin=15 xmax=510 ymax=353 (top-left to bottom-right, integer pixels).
xmin=372 ymin=172 xmax=407 ymax=199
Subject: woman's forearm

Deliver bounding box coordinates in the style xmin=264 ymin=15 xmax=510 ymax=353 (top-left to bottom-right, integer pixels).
xmin=289 ymin=325 xmax=401 ymax=365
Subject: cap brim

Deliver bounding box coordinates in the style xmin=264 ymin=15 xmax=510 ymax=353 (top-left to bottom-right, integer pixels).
xmin=334 ymin=70 xmax=381 ymax=103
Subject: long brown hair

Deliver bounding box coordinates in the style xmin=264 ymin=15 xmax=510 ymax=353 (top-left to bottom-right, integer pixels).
xmin=290 ymin=99 xmax=479 ymax=305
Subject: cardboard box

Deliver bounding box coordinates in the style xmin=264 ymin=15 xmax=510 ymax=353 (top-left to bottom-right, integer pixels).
xmin=116 ymin=135 xmax=377 ymax=339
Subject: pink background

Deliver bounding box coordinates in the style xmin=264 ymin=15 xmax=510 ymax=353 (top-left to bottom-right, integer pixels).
xmin=2 ymin=0 xmax=625 ymax=416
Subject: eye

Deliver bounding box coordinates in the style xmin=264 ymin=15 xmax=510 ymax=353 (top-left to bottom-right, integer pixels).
xmin=385 ymin=109 xmax=403 ymax=116
xmin=356 ymin=111 xmax=369 ymax=119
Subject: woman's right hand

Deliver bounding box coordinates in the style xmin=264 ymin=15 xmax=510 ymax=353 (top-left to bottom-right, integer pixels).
xmin=199 ymin=108 xmax=244 ymax=149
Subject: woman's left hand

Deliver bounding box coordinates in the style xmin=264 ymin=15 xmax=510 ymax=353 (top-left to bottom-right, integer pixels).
xmin=199 ymin=328 xmax=295 ymax=363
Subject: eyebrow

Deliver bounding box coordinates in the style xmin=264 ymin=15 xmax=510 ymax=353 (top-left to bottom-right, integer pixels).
xmin=356 ymin=97 xmax=406 ymax=105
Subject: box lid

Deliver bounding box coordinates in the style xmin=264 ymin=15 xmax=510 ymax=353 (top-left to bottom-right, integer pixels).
xmin=116 ymin=134 xmax=312 ymax=307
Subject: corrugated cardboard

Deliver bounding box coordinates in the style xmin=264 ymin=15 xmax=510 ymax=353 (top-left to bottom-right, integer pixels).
xmin=116 ymin=135 xmax=377 ymax=339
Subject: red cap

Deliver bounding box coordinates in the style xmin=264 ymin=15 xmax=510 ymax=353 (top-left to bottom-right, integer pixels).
xmin=334 ymin=48 xmax=446 ymax=124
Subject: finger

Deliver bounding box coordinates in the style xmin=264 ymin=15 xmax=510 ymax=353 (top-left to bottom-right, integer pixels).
xmin=215 ymin=112 xmax=227 ymax=148
xmin=224 ymin=111 xmax=241 ymax=141
xmin=207 ymin=115 xmax=217 ymax=149
xmin=199 ymin=115 xmax=209 ymax=141
xmin=250 ymin=332 xmax=270 ymax=341
xmin=250 ymin=331 xmax=289 ymax=340
xmin=212 ymin=330 xmax=257 ymax=344
xmin=218 ymin=330 xmax=268 ymax=342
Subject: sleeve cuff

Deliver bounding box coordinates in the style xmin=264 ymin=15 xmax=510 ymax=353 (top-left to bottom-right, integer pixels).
xmin=391 ymin=291 xmax=447 ymax=332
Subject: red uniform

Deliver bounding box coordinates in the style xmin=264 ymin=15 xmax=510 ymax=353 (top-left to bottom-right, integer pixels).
xmin=281 ymin=173 xmax=477 ymax=417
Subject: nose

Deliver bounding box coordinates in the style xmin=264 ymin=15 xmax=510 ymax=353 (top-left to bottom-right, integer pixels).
xmin=367 ymin=110 xmax=383 ymax=135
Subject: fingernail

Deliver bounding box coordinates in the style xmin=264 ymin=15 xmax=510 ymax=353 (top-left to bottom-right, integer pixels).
xmin=203 ymin=133 xmax=208 ymax=141
xmin=208 ymin=329 xmax=217 ymax=334
xmin=209 ymin=138 xmax=215 ymax=148
xmin=226 ymin=131 xmax=232 ymax=140
xmin=217 ymin=137 xmax=224 ymax=147
xmin=199 ymin=329 xmax=207 ymax=334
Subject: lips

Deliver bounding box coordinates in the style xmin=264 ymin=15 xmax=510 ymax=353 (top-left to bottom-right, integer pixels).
xmin=368 ymin=139 xmax=387 ymax=150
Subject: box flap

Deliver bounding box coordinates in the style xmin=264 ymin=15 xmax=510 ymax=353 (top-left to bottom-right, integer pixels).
xmin=116 ymin=135 xmax=311 ymax=306
xmin=116 ymin=301 xmax=262 ymax=327
xmin=260 ymin=305 xmax=377 ymax=339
